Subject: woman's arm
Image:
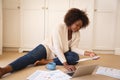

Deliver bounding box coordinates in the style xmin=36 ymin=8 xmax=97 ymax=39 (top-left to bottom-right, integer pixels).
xmin=70 ymin=32 xmax=85 ymax=55
xmin=71 ymin=32 xmax=98 ymax=58
xmin=52 ymin=25 xmax=76 ymax=71
xmin=52 ymin=25 xmax=67 ymax=63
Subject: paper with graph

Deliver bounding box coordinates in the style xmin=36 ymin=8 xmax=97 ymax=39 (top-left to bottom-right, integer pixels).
xmin=27 ymin=70 xmax=71 ymax=80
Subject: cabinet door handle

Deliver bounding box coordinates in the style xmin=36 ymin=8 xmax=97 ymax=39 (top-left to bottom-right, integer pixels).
xmin=42 ymin=7 xmax=45 ymax=9
xmin=46 ymin=7 xmax=48 ymax=9
xmin=94 ymin=9 xmax=97 ymax=12
xmin=42 ymin=7 xmax=48 ymax=10
xmin=17 ymin=6 xmax=20 ymax=9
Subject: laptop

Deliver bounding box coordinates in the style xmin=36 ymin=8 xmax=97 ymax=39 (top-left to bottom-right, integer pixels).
xmin=66 ymin=65 xmax=97 ymax=78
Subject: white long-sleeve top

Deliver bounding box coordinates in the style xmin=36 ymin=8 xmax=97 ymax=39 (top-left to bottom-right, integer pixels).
xmin=41 ymin=23 xmax=85 ymax=63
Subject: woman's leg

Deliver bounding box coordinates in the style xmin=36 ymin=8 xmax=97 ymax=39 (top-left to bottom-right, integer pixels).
xmin=0 ymin=44 xmax=47 ymax=78
xmin=34 ymin=59 xmax=53 ymax=66
xmin=53 ymin=51 xmax=79 ymax=65
xmin=9 ymin=45 xmax=47 ymax=71
xmin=0 ymin=65 xmax=12 ymax=78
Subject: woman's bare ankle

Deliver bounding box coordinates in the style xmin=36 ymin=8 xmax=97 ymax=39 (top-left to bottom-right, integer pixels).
xmin=0 ymin=67 xmax=5 ymax=78
xmin=0 ymin=65 xmax=13 ymax=78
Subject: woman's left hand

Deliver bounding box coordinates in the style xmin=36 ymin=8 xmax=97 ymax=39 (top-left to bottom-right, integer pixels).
xmin=84 ymin=51 xmax=100 ymax=60
xmin=84 ymin=51 xmax=96 ymax=57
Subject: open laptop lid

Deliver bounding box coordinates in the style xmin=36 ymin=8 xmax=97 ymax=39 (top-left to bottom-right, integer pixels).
xmin=72 ymin=65 xmax=97 ymax=78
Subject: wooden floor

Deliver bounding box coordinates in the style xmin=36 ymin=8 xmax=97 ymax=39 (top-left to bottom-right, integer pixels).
xmin=0 ymin=51 xmax=120 ymax=80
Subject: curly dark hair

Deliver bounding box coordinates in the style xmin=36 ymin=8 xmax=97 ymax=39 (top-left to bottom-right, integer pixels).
xmin=64 ymin=8 xmax=89 ymax=28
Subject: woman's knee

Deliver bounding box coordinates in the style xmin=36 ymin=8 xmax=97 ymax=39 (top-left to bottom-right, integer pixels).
xmin=65 ymin=52 xmax=79 ymax=65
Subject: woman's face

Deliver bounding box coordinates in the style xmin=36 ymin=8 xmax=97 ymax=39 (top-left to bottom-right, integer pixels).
xmin=70 ymin=20 xmax=83 ymax=32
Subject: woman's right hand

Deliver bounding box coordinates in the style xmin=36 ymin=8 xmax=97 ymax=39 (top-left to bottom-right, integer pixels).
xmin=63 ymin=62 xmax=76 ymax=72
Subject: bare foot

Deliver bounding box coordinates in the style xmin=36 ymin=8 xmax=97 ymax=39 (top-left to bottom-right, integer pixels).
xmin=0 ymin=67 xmax=4 ymax=78
xmin=34 ymin=59 xmax=53 ymax=66
xmin=0 ymin=66 xmax=13 ymax=78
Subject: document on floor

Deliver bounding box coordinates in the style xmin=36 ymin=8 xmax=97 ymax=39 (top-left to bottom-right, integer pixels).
xmin=96 ymin=66 xmax=120 ymax=79
xmin=77 ymin=56 xmax=100 ymax=62
xmin=27 ymin=70 xmax=72 ymax=80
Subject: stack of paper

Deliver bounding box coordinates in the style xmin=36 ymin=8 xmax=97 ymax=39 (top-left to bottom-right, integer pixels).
xmin=27 ymin=70 xmax=71 ymax=80
xmin=96 ymin=66 xmax=120 ymax=79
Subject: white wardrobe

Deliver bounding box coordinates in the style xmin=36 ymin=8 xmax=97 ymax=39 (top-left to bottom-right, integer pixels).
xmin=3 ymin=0 xmax=119 ymax=54
xmin=0 ymin=0 xmax=2 ymax=55
xmin=19 ymin=0 xmax=94 ymax=52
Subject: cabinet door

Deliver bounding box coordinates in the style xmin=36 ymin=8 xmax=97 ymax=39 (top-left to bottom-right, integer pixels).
xmin=20 ymin=0 xmax=45 ymax=52
xmin=94 ymin=0 xmax=117 ymax=50
xmin=3 ymin=0 xmax=20 ymax=47
xmin=70 ymin=0 xmax=94 ymax=50
xmin=0 ymin=0 xmax=2 ymax=55
xmin=45 ymin=0 xmax=69 ymax=38
xmin=115 ymin=0 xmax=120 ymax=54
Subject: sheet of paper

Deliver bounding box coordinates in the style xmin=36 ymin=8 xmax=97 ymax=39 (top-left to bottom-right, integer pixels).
xmin=77 ymin=56 xmax=100 ymax=62
xmin=27 ymin=70 xmax=71 ymax=80
xmin=96 ymin=66 xmax=120 ymax=79
xmin=27 ymin=70 xmax=49 ymax=80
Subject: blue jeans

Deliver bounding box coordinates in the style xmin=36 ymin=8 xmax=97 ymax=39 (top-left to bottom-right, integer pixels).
xmin=53 ymin=51 xmax=79 ymax=65
xmin=9 ymin=45 xmax=79 ymax=72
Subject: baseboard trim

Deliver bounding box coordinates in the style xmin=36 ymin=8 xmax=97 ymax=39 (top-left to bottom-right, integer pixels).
xmin=19 ymin=48 xmax=115 ymax=54
xmin=3 ymin=47 xmax=120 ymax=55
xmin=115 ymin=48 xmax=120 ymax=55
xmin=92 ymin=49 xmax=114 ymax=54
xmin=3 ymin=47 xmax=19 ymax=52
xmin=4 ymin=47 xmax=120 ymax=55
xmin=19 ymin=48 xmax=32 ymax=53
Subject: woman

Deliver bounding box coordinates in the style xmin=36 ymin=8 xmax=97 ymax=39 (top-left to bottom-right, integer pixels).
xmin=0 ymin=8 xmax=98 ymax=78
